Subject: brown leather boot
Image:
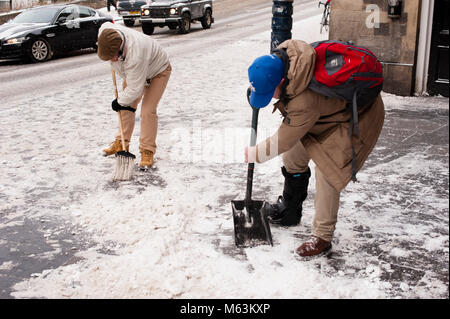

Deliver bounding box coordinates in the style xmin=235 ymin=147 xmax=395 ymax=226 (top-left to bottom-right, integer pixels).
xmin=139 ymin=149 xmax=154 ymax=169
xmin=103 ymin=138 xmax=129 ymax=156
xmin=296 ymin=236 xmax=332 ymax=258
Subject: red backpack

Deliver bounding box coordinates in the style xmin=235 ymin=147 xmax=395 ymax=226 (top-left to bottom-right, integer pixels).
xmin=308 ymin=40 xmax=383 ymax=112
xmin=308 ymin=40 xmax=384 ymax=181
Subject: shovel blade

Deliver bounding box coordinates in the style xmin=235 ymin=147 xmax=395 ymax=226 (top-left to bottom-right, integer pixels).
xmin=231 ymin=200 xmax=273 ymax=248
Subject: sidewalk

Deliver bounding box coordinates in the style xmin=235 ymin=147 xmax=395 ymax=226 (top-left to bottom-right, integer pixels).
xmin=1 ymin=5 xmax=448 ymax=299
xmin=333 ymin=93 xmax=449 ymax=297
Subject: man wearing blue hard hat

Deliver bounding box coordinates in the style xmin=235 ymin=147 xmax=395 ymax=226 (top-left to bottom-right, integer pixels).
xmin=245 ymin=40 xmax=384 ymax=259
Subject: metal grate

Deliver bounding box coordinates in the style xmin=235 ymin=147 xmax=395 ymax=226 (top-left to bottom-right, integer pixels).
xmin=150 ymin=8 xmax=170 ymax=18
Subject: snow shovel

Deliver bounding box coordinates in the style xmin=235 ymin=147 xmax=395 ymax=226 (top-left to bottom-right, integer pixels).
xmin=231 ymin=106 xmax=273 ymax=248
xmin=111 ymin=68 xmax=136 ymax=181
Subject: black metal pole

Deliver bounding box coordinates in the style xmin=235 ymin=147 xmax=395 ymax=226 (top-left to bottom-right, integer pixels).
xmin=271 ymin=0 xmax=293 ymax=53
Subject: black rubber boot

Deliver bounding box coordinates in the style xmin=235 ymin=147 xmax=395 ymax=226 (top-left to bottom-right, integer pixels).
xmin=267 ymin=166 xmax=311 ymax=226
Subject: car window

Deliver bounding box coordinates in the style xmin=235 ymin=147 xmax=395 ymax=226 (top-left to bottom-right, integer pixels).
xmin=12 ymin=7 xmax=60 ymax=23
xmin=78 ymin=6 xmax=94 ymax=18
xmin=57 ymin=7 xmax=76 ymax=22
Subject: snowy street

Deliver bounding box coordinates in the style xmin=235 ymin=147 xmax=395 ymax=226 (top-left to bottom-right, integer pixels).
xmin=0 ymin=0 xmax=448 ymax=299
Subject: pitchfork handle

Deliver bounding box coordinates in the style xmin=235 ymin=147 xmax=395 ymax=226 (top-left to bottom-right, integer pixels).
xmin=245 ymin=107 xmax=259 ymax=202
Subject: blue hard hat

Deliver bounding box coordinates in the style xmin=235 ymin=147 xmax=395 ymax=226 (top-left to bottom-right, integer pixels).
xmin=248 ymin=54 xmax=284 ymax=108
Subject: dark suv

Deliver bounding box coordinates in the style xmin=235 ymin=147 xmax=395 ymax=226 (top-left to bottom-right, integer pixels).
xmin=140 ymin=0 xmax=213 ymax=35
xmin=117 ymin=0 xmax=151 ymax=27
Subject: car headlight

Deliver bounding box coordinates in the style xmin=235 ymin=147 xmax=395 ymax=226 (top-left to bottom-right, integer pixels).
xmin=5 ymin=36 xmax=29 ymax=44
xmin=170 ymin=8 xmax=178 ymax=15
xmin=142 ymin=9 xmax=150 ymax=16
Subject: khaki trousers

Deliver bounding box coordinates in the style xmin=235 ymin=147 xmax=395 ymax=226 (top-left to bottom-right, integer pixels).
xmin=283 ymin=140 xmax=340 ymax=242
xmin=118 ymin=64 xmax=172 ymax=154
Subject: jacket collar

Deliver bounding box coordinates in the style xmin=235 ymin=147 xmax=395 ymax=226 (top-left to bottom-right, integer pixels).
xmin=117 ymin=30 xmax=127 ymax=62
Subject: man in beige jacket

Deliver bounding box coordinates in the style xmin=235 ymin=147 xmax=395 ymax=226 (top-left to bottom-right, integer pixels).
xmin=246 ymin=40 xmax=384 ymax=258
xmin=97 ymin=22 xmax=171 ymax=170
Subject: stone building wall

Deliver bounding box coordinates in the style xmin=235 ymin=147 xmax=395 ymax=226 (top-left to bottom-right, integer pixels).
xmin=329 ymin=0 xmax=421 ymax=96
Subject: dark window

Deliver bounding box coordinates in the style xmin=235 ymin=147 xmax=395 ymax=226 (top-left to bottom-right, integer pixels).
xmin=13 ymin=7 xmax=60 ymax=23
xmin=57 ymin=7 xmax=76 ymax=22
xmin=78 ymin=6 xmax=94 ymax=18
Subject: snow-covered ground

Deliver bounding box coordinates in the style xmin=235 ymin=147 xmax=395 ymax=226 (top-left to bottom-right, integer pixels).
xmin=1 ymin=6 xmax=448 ymax=299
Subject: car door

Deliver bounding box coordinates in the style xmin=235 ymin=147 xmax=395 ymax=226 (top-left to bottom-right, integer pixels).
xmin=189 ymin=0 xmax=202 ymax=19
xmin=76 ymin=6 xmax=99 ymax=48
xmin=53 ymin=6 xmax=83 ymax=51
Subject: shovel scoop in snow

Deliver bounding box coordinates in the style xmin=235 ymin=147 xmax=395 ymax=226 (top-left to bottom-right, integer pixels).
xmin=232 ymin=199 xmax=273 ymax=248
xmin=231 ymin=107 xmax=273 ymax=248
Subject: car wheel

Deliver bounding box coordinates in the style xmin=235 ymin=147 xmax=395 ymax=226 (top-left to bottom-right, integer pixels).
xmin=124 ymin=19 xmax=134 ymax=27
xmin=142 ymin=23 xmax=154 ymax=35
xmin=179 ymin=13 xmax=191 ymax=34
xmin=29 ymin=38 xmax=53 ymax=63
xmin=201 ymin=9 xmax=212 ymax=29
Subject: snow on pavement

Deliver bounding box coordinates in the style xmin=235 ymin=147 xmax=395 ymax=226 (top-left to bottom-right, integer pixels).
xmin=1 ymin=11 xmax=448 ymax=299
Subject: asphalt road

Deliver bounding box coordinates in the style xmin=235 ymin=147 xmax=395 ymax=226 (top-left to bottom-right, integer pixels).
xmin=0 ymin=0 xmax=320 ymax=105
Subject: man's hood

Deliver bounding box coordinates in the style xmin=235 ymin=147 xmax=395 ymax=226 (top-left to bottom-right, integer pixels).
xmin=278 ymin=39 xmax=316 ymax=98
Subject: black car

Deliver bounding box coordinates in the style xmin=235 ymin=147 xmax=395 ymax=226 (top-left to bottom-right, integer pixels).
xmin=140 ymin=0 xmax=213 ymax=35
xmin=117 ymin=0 xmax=151 ymax=27
xmin=0 ymin=4 xmax=113 ymax=62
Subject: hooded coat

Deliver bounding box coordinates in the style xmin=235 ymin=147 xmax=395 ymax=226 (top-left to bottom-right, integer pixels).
xmin=255 ymin=39 xmax=385 ymax=192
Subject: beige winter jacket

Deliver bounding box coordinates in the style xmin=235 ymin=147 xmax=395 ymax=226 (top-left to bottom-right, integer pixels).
xmin=98 ymin=22 xmax=170 ymax=106
xmin=255 ymin=40 xmax=385 ymax=192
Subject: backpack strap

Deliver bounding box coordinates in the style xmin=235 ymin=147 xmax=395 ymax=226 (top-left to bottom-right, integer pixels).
xmin=348 ymin=90 xmax=360 ymax=182
xmin=348 ymin=126 xmax=358 ymax=183
xmin=352 ymin=90 xmax=359 ymax=136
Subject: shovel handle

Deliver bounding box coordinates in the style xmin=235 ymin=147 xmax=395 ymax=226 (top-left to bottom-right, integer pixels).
xmin=245 ymin=107 xmax=259 ymax=202
xmin=111 ymin=68 xmax=127 ymax=152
